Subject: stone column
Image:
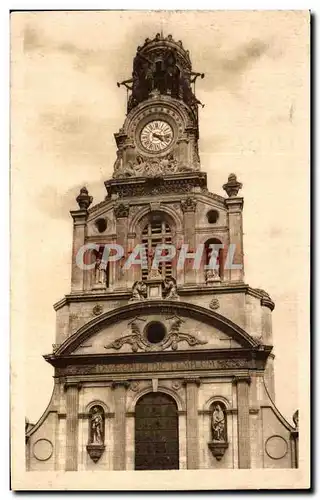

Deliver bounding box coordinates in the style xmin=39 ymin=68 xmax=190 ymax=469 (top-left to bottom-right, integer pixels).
xmin=233 ymin=376 xmax=251 ymax=469
xmin=181 ymin=198 xmax=197 ymax=285
xmin=114 ymin=204 xmax=130 ymax=290
xmin=112 ymin=381 xmax=129 ymax=470
xmin=225 ymin=197 xmax=244 ymax=282
xmin=70 ymin=210 xmax=89 ymax=293
xmin=184 ymin=378 xmax=200 ymax=469
xmin=65 ymin=382 xmax=81 ymax=471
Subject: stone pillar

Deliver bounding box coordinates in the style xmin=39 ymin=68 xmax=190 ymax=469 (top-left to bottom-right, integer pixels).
xmin=290 ymin=430 xmax=299 ymax=468
xmin=181 ymin=198 xmax=197 ymax=285
xmin=112 ymin=381 xmax=129 ymax=470
xmin=233 ymin=376 xmax=251 ymax=468
xmin=114 ymin=204 xmax=129 ymax=290
xmin=184 ymin=378 xmax=200 ymax=469
xmin=65 ymin=382 xmax=81 ymax=471
xmin=225 ymin=197 xmax=244 ymax=282
xmin=70 ymin=210 xmax=89 ymax=293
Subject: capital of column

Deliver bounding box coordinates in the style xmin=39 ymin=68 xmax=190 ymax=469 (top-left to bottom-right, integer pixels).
xmin=70 ymin=209 xmax=89 ymax=225
xmin=183 ymin=377 xmax=201 ymax=387
xmin=64 ymin=382 xmax=82 ymax=392
xmin=232 ymin=375 xmax=251 ymax=386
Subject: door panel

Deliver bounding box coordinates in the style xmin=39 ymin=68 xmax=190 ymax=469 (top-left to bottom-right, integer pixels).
xmin=135 ymin=392 xmax=179 ymax=470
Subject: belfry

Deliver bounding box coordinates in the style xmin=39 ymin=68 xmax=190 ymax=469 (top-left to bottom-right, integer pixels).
xmin=26 ymin=33 xmax=298 ymax=471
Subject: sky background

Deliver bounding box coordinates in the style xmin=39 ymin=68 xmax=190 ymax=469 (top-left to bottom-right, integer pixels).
xmin=11 ymin=11 xmax=309 ymax=424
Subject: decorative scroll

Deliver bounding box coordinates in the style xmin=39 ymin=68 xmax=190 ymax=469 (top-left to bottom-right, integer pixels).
xmin=104 ymin=315 xmax=207 ymax=353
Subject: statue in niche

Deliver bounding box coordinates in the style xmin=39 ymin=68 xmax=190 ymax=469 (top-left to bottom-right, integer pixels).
xmin=211 ymin=404 xmax=226 ymax=442
xmin=94 ymin=256 xmax=107 ymax=285
xmin=90 ymin=406 xmax=104 ymax=445
xmin=130 ymin=280 xmax=147 ymax=301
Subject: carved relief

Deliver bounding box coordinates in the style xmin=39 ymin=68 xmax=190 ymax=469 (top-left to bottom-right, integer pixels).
xmin=181 ymin=197 xmax=197 ymax=212
xmin=209 ymin=298 xmax=220 ymax=310
xmin=171 ymin=380 xmax=182 ymax=391
xmin=112 ymin=152 xmax=196 ymax=179
xmin=92 ymin=304 xmax=103 ymax=316
xmin=106 ymin=174 xmax=207 ymax=199
xmin=104 ymin=315 xmax=207 ymax=353
xmin=129 ymin=381 xmax=140 ymax=392
xmin=114 ymin=203 xmax=130 ymax=218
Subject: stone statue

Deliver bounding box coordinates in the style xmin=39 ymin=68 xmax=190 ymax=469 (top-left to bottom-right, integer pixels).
xmin=94 ymin=257 xmax=107 ymax=285
xmin=135 ymin=155 xmax=148 ymax=176
xmin=130 ymin=281 xmax=147 ymax=301
xmin=90 ymin=407 xmax=103 ymax=445
xmin=113 ymin=150 xmax=123 ymax=178
xmin=211 ymin=404 xmax=226 ymax=442
xmin=163 ymin=277 xmax=179 ymax=300
xmin=205 ymin=267 xmax=220 ymax=283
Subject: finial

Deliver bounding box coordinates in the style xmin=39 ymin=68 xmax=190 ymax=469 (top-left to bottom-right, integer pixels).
xmin=76 ymin=186 xmax=93 ymax=210
xmin=292 ymin=409 xmax=299 ymax=429
xmin=223 ymin=173 xmax=243 ymax=197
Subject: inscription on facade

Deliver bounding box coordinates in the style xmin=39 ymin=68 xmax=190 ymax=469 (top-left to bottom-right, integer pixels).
xmin=56 ymin=358 xmax=248 ymax=376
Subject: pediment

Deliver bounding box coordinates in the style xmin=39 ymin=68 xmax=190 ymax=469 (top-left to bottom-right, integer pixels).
xmin=54 ymin=301 xmax=259 ymax=357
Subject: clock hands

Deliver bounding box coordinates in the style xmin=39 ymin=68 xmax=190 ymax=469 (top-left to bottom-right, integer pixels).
xmin=152 ymin=132 xmax=171 ymax=143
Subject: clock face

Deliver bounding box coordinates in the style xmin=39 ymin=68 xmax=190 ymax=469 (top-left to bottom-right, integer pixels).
xmin=140 ymin=120 xmax=174 ymax=153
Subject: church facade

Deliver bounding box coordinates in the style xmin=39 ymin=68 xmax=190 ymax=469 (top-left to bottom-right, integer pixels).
xmin=26 ymin=33 xmax=298 ymax=471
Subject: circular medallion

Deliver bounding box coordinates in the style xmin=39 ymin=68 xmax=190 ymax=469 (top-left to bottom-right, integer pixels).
xmin=140 ymin=120 xmax=174 ymax=153
xmin=265 ymin=435 xmax=288 ymax=460
xmin=93 ymin=304 xmax=103 ymax=316
xmin=33 ymin=439 xmax=53 ymax=461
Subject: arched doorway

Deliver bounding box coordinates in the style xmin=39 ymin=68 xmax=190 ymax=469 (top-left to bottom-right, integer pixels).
xmin=134 ymin=392 xmax=179 ymax=470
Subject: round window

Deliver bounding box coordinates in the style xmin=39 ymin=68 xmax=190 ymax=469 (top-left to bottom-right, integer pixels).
xmin=95 ymin=218 xmax=107 ymax=233
xmin=145 ymin=321 xmax=167 ymax=344
xmin=207 ymin=210 xmax=219 ymax=224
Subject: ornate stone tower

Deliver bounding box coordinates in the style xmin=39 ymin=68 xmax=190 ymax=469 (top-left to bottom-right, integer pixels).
xmin=26 ymin=33 xmax=298 ymax=472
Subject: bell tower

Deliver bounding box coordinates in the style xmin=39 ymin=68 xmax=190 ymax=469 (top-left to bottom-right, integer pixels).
xmin=26 ymin=33 xmax=298 ymax=473
xmin=114 ymin=32 xmax=204 ymax=178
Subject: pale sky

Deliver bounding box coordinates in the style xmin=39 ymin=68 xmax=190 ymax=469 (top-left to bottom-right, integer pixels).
xmin=11 ymin=11 xmax=309 ymax=424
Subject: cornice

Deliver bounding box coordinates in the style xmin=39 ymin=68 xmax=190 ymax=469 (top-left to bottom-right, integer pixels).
xmin=53 ymin=283 xmax=275 ymax=311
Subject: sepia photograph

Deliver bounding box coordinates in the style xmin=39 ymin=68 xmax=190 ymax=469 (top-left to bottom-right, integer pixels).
xmin=10 ymin=10 xmax=310 ymax=490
